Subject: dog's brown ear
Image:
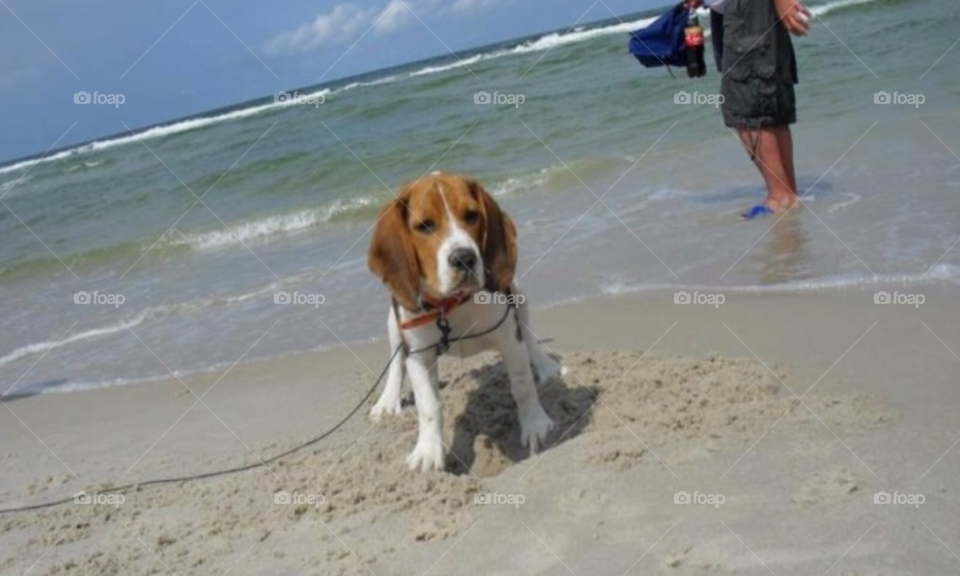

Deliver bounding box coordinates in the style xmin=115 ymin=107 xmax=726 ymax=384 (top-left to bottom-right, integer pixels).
xmin=368 ymin=192 xmax=420 ymax=311
xmin=470 ymin=179 xmax=517 ymax=293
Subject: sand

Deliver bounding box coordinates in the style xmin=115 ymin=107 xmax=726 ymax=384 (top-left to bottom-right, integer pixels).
xmin=1 ymin=289 xmax=958 ymax=575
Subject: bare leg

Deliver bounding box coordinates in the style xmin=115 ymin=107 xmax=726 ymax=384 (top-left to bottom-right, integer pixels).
xmin=738 ymin=125 xmax=798 ymax=213
xmin=776 ymin=125 xmax=797 ymax=197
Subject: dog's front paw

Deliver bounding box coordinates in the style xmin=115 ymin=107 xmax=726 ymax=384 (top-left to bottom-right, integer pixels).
xmin=533 ymin=357 xmax=566 ymax=384
xmin=519 ymin=407 xmax=554 ymax=453
xmin=406 ymin=440 xmax=446 ymax=472
xmin=369 ymin=396 xmax=403 ymax=422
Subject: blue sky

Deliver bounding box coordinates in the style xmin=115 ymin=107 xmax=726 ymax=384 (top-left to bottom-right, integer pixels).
xmin=0 ymin=0 xmax=664 ymax=164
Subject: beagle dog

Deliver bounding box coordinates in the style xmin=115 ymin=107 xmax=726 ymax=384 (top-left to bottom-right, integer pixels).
xmin=367 ymin=172 xmax=562 ymax=472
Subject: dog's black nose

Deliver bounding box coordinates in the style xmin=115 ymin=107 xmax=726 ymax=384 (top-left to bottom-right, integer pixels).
xmin=449 ymin=249 xmax=477 ymax=272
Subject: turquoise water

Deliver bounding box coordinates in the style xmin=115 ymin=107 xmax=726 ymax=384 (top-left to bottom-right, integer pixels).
xmin=0 ymin=0 xmax=958 ymax=394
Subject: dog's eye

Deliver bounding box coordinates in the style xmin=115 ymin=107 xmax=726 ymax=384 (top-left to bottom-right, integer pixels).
xmin=463 ymin=210 xmax=479 ymax=224
xmin=414 ymin=219 xmax=434 ymax=234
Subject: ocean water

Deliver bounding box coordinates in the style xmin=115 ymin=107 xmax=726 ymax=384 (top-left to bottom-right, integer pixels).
xmin=0 ymin=0 xmax=957 ymax=395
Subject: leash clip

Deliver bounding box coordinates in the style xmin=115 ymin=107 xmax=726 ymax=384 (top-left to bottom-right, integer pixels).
xmin=435 ymin=312 xmax=452 ymax=355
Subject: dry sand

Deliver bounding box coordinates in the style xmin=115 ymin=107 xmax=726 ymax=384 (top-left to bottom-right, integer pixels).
xmin=1 ymin=289 xmax=958 ymax=575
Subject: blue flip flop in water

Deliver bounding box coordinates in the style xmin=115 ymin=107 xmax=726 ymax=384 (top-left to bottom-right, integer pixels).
xmin=740 ymin=204 xmax=775 ymax=220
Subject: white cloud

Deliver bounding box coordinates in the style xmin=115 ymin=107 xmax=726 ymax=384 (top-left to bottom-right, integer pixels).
xmin=372 ymin=0 xmax=414 ymax=35
xmin=451 ymin=0 xmax=500 ymax=14
xmin=265 ymin=0 xmax=496 ymax=55
xmin=264 ymin=4 xmax=375 ymax=55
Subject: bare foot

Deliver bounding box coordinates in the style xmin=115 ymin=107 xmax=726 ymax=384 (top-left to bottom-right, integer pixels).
xmin=764 ymin=194 xmax=799 ymax=213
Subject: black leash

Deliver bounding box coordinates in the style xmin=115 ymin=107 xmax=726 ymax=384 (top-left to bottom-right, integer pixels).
xmin=0 ymin=345 xmax=403 ymax=515
xmin=407 ymin=297 xmax=517 ymax=356
xmin=0 ymin=300 xmax=518 ymax=515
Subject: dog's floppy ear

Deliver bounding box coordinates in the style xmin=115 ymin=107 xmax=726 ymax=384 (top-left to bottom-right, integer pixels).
xmin=470 ymin=179 xmax=517 ymax=293
xmin=368 ymin=191 xmax=421 ymax=311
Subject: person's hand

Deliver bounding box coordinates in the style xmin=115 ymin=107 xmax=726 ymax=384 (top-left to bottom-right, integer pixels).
xmin=684 ymin=0 xmax=703 ymax=9
xmin=774 ymin=0 xmax=811 ymax=36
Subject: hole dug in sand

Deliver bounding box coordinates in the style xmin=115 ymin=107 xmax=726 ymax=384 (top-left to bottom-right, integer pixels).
xmin=383 ymin=348 xmax=888 ymax=482
xmin=443 ymin=356 xmax=600 ymax=477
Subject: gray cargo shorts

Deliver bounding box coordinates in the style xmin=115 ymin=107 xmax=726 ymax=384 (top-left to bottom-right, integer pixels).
xmin=720 ymin=0 xmax=798 ymax=128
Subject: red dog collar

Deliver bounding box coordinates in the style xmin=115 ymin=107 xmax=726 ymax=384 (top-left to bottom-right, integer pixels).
xmin=399 ymin=292 xmax=472 ymax=330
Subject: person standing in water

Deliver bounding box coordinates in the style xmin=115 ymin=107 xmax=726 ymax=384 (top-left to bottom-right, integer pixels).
xmin=687 ymin=0 xmax=811 ymax=219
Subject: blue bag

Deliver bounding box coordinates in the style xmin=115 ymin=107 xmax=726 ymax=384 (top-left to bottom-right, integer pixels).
xmin=628 ymin=3 xmax=690 ymax=69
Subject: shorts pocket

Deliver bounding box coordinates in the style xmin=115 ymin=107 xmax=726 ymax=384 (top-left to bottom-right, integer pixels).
xmin=722 ymin=34 xmax=778 ymax=121
xmin=725 ymin=34 xmax=776 ymax=81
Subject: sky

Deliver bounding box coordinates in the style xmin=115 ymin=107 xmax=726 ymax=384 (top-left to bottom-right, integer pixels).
xmin=0 ymin=0 xmax=664 ymax=164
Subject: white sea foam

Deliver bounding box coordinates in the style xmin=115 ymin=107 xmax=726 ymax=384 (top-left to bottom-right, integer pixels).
xmin=517 ymin=17 xmax=657 ymax=53
xmin=340 ymin=74 xmax=402 ymax=91
xmin=0 ymin=87 xmax=333 ymax=175
xmin=406 ymin=15 xmax=658 ymax=80
xmin=0 ymin=310 xmax=156 ymax=368
xmin=809 ymin=0 xmax=877 ymax=16
xmin=489 ymin=166 xmax=564 ymax=196
xmin=600 ymin=264 xmax=960 ymax=297
xmin=168 ymin=197 xmax=376 ymax=251
xmin=0 ymin=281 xmax=293 ymax=370
xmin=409 ymin=53 xmax=488 ymax=77
xmin=83 ymin=89 xmax=333 ymax=156
xmin=827 ymin=192 xmax=862 ymax=213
